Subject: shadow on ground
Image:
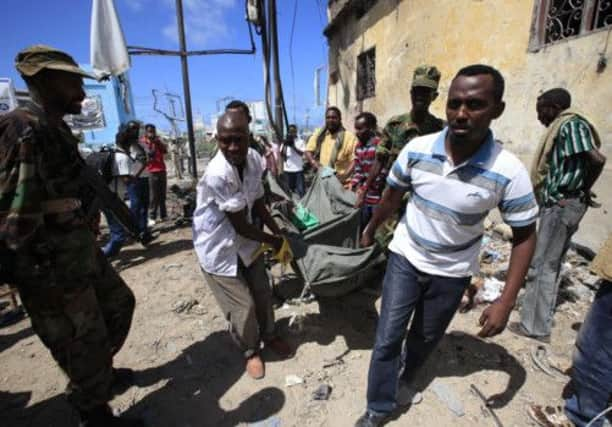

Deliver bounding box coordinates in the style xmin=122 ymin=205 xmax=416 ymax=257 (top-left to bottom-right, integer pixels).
xmin=2 ymin=331 xmax=285 ymax=427
xmin=387 ymin=331 xmax=527 ymax=424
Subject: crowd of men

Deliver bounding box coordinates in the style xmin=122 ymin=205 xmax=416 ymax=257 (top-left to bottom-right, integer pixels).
xmin=0 ymin=44 xmax=610 ymax=427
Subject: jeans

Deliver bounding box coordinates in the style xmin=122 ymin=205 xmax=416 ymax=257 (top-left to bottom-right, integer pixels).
xmin=520 ymin=197 xmax=587 ymax=337
xmin=101 ymin=209 xmax=126 ymax=257
xmin=565 ymin=283 xmax=612 ymax=427
xmin=149 ymin=171 xmax=167 ymax=220
xmin=366 ymin=252 xmax=470 ymax=414
xmin=128 ymin=177 xmax=150 ymax=237
xmin=285 ymin=171 xmax=305 ymax=197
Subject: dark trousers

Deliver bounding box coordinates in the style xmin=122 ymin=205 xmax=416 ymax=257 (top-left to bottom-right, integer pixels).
xmin=285 ymin=170 xmax=305 ymax=198
xmin=367 ymin=252 xmax=470 ymax=414
xmin=149 ymin=171 xmax=167 ymax=220
xmin=128 ymin=177 xmax=150 ymax=237
xmin=18 ymin=249 xmax=135 ymax=411
xmin=101 ymin=209 xmax=126 ymax=256
xmin=565 ymin=283 xmax=612 ymax=427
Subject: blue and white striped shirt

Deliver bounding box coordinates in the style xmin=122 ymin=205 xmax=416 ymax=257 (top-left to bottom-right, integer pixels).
xmin=387 ymin=128 xmax=538 ymax=277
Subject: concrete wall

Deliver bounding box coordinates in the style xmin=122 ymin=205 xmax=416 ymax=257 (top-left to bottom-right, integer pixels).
xmin=326 ymin=0 xmax=612 ymax=250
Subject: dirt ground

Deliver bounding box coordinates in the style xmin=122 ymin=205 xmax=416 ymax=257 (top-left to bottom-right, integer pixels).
xmin=0 ymin=184 xmax=601 ymax=427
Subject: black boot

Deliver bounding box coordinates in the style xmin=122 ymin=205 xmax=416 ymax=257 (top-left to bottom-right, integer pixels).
xmin=79 ymin=404 xmax=145 ymax=427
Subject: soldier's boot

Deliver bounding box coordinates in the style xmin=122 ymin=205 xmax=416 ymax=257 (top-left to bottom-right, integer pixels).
xmin=79 ymin=404 xmax=145 ymax=427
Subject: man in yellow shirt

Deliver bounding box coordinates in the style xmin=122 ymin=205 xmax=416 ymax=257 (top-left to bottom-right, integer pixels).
xmin=305 ymin=106 xmax=358 ymax=184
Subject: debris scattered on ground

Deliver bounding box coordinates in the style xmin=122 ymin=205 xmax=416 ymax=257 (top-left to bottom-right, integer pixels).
xmin=430 ymin=379 xmax=465 ymax=417
xmin=470 ymin=384 xmax=504 ymax=427
xmin=171 ymin=298 xmax=200 ymax=314
xmin=285 ymin=375 xmax=304 ymax=387
xmin=475 ymin=278 xmax=505 ymax=303
xmin=312 ymin=384 xmax=332 ymax=401
xmin=248 ymin=415 xmax=282 ymax=427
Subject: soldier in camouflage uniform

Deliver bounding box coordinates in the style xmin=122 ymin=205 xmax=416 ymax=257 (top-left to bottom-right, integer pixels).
xmin=366 ymin=65 xmax=445 ymax=246
xmin=0 ymin=46 xmax=142 ymax=427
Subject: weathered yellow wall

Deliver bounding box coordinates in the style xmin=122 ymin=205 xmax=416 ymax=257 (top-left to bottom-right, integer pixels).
xmin=327 ymin=0 xmax=612 ymax=249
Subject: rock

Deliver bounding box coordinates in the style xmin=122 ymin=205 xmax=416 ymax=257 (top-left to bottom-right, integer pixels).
xmin=430 ymin=379 xmax=465 ymax=417
xmin=312 ymin=384 xmax=332 ymax=400
xmin=248 ymin=416 xmax=281 ymax=427
xmin=492 ymin=223 xmax=513 ymax=241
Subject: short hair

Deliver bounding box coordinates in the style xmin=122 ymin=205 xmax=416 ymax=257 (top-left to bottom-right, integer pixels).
xmin=288 ymin=123 xmax=298 ymax=131
xmin=144 ymin=123 xmax=156 ymax=131
xmin=225 ymin=100 xmax=250 ymax=115
xmin=325 ymin=106 xmax=341 ymax=118
xmin=455 ymin=64 xmax=505 ymax=102
xmin=538 ymin=88 xmax=571 ymax=109
xmin=355 ymin=111 xmax=377 ymax=128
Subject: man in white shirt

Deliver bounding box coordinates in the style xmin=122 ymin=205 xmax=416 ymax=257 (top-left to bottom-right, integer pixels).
xmin=281 ymin=124 xmax=306 ymax=197
xmin=355 ymin=65 xmax=538 ymax=427
xmin=193 ymin=112 xmax=291 ymax=379
xmin=101 ymin=133 xmax=134 ymax=257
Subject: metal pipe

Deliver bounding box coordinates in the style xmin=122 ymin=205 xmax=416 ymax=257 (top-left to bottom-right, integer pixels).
xmin=175 ymin=0 xmax=197 ymax=179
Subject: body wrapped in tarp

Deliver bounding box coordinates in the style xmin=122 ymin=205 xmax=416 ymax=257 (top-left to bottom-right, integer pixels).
xmin=268 ymin=172 xmax=385 ymax=297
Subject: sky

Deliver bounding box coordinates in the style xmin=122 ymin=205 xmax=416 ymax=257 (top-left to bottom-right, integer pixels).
xmin=0 ymin=0 xmax=330 ymax=134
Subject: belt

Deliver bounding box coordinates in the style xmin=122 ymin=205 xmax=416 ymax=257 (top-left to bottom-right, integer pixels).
xmin=41 ymin=198 xmax=82 ymax=214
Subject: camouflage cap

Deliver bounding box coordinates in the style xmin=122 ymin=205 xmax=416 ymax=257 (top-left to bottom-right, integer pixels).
xmin=15 ymin=45 xmax=96 ymax=79
xmin=412 ymin=65 xmax=441 ymax=90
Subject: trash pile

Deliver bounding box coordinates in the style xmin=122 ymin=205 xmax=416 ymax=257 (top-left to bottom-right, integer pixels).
xmin=459 ymin=219 xmax=602 ymax=313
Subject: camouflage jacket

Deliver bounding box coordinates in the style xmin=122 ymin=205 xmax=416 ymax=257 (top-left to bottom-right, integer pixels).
xmin=0 ymin=102 xmax=99 ymax=289
xmin=377 ymin=112 xmax=445 ymax=167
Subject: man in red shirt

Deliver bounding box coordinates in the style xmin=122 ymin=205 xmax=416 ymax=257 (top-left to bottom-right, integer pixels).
xmin=141 ymin=124 xmax=168 ymax=222
xmin=350 ymin=112 xmax=387 ymax=228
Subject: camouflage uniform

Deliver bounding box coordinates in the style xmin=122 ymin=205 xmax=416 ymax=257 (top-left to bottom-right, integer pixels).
xmin=0 ymin=46 xmax=135 ymax=412
xmin=376 ymin=66 xmax=445 ymax=169
xmin=375 ymin=65 xmax=445 ymax=247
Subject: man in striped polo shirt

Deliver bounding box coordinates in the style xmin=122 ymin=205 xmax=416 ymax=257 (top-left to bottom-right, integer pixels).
xmin=516 ymin=88 xmax=606 ymax=342
xmin=355 ymin=65 xmax=538 ymax=427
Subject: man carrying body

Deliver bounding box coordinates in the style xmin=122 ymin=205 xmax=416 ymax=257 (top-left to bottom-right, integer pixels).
xmin=516 ymin=88 xmax=606 ymax=342
xmin=192 ymin=112 xmax=291 ymax=380
xmin=0 ymin=46 xmax=141 ymax=426
xmin=305 ymin=106 xmax=358 ymax=185
xmin=355 ymin=65 xmax=538 ymax=427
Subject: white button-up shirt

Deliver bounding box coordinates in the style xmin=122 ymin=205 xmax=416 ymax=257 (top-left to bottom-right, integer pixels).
xmin=193 ymin=148 xmax=265 ymax=277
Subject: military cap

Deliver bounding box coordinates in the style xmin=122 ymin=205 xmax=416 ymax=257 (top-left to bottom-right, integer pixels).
xmin=412 ymin=65 xmax=441 ymax=90
xmin=15 ymin=45 xmax=96 ymax=79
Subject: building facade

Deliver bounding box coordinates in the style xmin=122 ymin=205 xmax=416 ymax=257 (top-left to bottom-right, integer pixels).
xmin=325 ymin=0 xmax=612 ymax=249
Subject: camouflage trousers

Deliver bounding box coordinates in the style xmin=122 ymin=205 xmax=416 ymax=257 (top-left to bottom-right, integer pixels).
xmin=17 ymin=249 xmax=135 ymax=411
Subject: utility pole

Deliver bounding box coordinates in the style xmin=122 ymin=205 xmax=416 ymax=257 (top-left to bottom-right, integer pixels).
xmin=175 ymin=0 xmax=197 ymax=179
xmin=269 ymin=0 xmax=285 ymax=139
xmin=127 ymin=0 xmax=257 ymax=179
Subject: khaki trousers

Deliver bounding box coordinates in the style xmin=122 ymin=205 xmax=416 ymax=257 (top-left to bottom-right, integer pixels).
xmin=201 ymin=256 xmax=275 ymax=358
